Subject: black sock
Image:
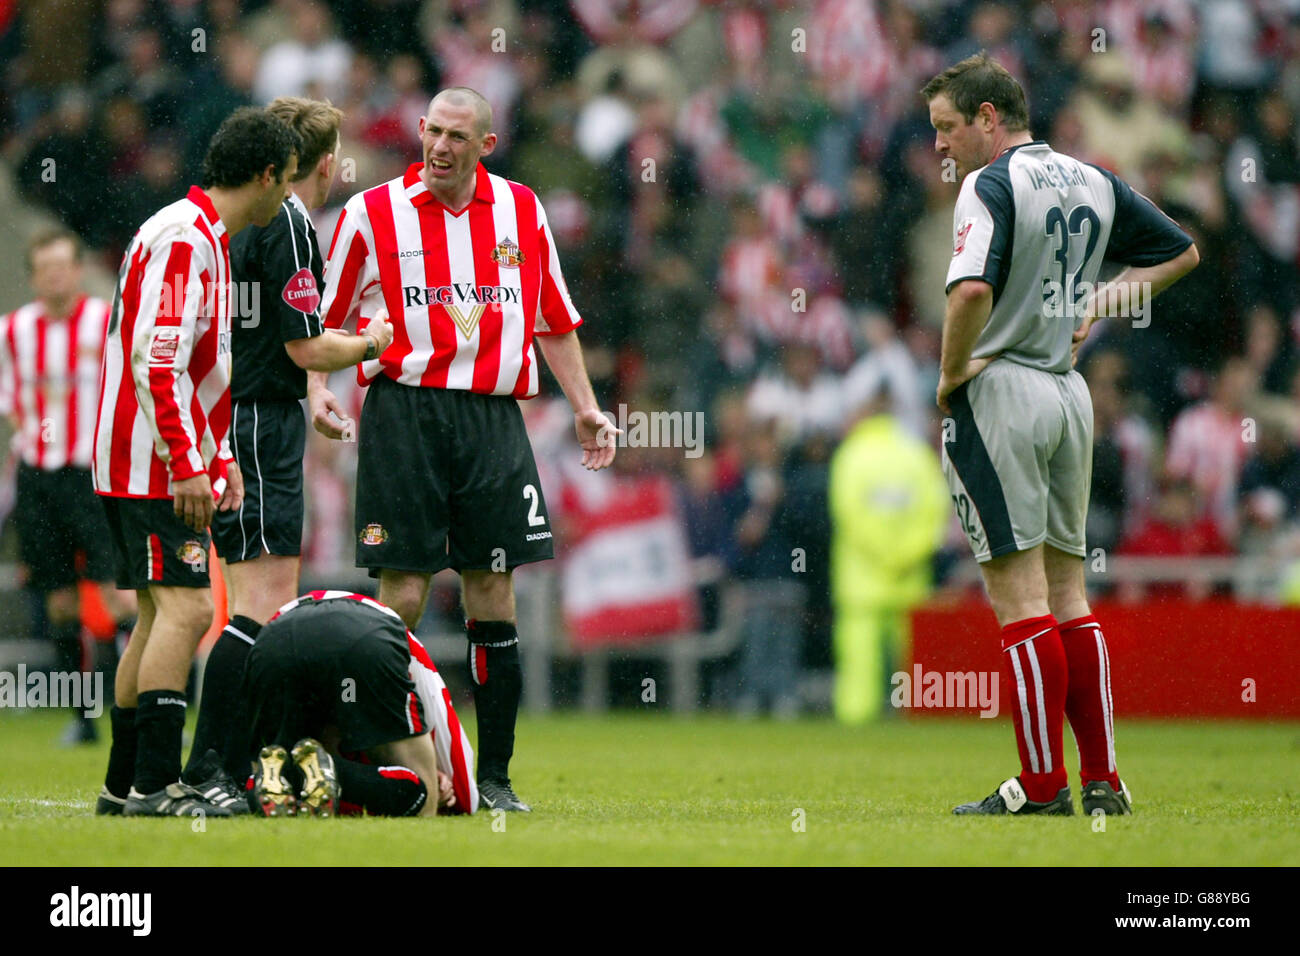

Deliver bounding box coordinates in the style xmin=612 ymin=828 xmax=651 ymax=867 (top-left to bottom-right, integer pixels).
xmin=51 ymin=619 xmax=92 ymax=725
xmin=184 ymin=615 xmax=261 ymax=781
xmin=466 ymin=620 xmax=521 ymax=783
xmin=104 ymin=706 xmax=137 ymax=798
xmin=335 ymin=758 xmax=427 ymax=816
xmin=134 ymin=689 xmax=187 ymax=794
xmin=94 ymin=636 xmax=121 ymax=709
xmin=105 ymin=617 xmax=135 ymax=702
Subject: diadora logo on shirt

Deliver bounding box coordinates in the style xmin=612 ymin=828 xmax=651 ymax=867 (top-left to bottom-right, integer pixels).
xmin=402 ymin=283 xmax=522 ymax=339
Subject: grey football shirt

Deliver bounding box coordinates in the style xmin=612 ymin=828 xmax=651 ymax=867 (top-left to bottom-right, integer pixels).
xmin=945 ymin=141 xmax=1193 ymax=373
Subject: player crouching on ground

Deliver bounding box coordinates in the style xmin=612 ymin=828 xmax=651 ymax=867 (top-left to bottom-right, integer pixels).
xmin=238 ymin=590 xmax=477 ymax=817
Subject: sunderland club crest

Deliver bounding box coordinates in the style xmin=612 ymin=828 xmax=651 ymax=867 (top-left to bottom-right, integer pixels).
xmin=490 ymin=237 xmax=525 ymax=268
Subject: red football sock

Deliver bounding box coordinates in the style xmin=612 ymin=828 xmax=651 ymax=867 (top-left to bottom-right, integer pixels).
xmin=1000 ymin=615 xmax=1068 ymax=803
xmin=1059 ymin=614 xmax=1120 ymax=790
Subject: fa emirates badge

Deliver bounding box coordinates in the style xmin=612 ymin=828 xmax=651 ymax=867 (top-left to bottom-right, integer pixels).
xmin=281 ymin=268 xmax=321 ymax=314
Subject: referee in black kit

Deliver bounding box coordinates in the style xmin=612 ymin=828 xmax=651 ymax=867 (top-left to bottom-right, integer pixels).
xmin=183 ymin=97 xmax=393 ymax=791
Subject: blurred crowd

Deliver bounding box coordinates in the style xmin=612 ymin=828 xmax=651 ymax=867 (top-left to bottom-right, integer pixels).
xmin=5 ymin=0 xmax=1300 ymax=710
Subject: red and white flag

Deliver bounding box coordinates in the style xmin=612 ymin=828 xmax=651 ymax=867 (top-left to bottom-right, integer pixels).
xmin=560 ymin=473 xmax=698 ymax=648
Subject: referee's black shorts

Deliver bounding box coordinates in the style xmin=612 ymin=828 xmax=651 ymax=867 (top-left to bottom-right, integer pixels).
xmin=354 ymin=376 xmax=555 ymax=575
xmin=211 ymin=398 xmax=307 ymax=564
xmin=242 ymin=598 xmax=425 ymax=756
xmin=14 ymin=464 xmax=114 ymax=590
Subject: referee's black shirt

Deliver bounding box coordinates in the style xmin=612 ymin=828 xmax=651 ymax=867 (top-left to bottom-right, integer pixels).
xmin=229 ymin=193 xmax=326 ymax=402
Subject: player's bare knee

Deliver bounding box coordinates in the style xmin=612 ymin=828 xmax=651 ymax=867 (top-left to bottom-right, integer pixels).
xmin=379 ymin=570 xmax=431 ymax=626
xmin=462 ymin=569 xmax=514 ymax=620
xmin=1044 ymin=546 xmax=1088 ymax=619
xmin=150 ymin=586 xmax=213 ymax=637
xmin=230 ymin=555 xmax=299 ymax=622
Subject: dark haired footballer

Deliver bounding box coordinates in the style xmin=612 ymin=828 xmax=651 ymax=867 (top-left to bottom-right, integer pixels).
xmin=92 ymin=107 xmax=301 ymax=817
xmin=183 ymin=97 xmax=393 ymax=798
xmin=923 ymin=53 xmax=1198 ymax=816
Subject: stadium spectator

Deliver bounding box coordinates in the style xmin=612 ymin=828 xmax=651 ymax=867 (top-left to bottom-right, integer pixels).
xmin=1225 ymin=92 xmax=1300 ymax=317
xmin=829 ymin=385 xmax=948 ymax=723
xmin=1164 ymin=355 xmax=1259 ymax=543
xmin=1237 ymin=404 xmax=1300 ymax=555
xmin=1083 ymin=348 xmax=1157 ymax=549
xmin=1065 ymin=52 xmax=1187 ymax=179
xmin=730 ymin=418 xmax=806 ymax=719
xmin=841 ymin=311 xmax=927 ymax=440
xmin=253 ymin=0 xmax=352 ymax=105
xmin=745 ymin=340 xmax=843 ymax=450
xmin=1118 ymin=476 xmax=1232 ymax=600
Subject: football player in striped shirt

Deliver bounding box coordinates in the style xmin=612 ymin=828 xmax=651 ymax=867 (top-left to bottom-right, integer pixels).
xmin=239 ymin=590 xmax=477 ymax=817
xmin=314 ymin=87 xmax=619 ymax=812
xmin=186 ymin=97 xmax=393 ymax=793
xmin=0 ymin=229 xmax=138 ymax=744
xmin=91 ymin=108 xmax=302 ymax=818
xmin=923 ymin=54 xmax=1198 ymax=816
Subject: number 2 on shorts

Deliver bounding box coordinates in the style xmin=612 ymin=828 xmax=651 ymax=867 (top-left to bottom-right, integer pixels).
xmin=523 ymin=483 xmax=546 ymax=526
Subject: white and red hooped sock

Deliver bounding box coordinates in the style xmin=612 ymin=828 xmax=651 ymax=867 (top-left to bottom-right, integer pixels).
xmin=1058 ymin=614 xmax=1120 ymax=790
xmin=1000 ymin=614 xmax=1069 ymax=803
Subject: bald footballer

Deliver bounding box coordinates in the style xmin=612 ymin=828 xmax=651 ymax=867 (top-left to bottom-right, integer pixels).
xmin=314 ymin=87 xmax=618 ymax=812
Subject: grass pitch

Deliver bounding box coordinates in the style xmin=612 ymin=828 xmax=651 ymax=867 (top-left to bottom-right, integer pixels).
xmin=1 ymin=710 xmax=1297 ymax=866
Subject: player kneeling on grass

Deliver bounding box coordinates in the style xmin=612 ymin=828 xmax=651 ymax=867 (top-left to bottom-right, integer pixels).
xmin=239 ymin=590 xmax=477 ymax=817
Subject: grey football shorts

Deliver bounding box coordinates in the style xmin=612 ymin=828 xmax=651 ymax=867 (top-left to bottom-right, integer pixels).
xmin=941 ymin=359 xmax=1093 ymax=563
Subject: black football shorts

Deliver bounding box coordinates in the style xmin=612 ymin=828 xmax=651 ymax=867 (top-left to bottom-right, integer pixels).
xmin=15 ymin=464 xmax=114 ymax=590
xmin=242 ymin=597 xmax=425 ymax=755
xmin=100 ymin=495 xmax=212 ymax=590
xmin=211 ymin=398 xmax=307 ymax=563
xmin=353 ymin=376 xmax=555 ymax=575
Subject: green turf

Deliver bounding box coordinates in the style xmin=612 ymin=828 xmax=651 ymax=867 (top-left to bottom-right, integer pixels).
xmin=1 ymin=710 xmax=1297 ymax=865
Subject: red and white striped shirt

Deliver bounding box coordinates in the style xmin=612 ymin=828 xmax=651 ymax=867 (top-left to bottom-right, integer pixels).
xmin=1165 ymin=401 xmax=1251 ymax=540
xmin=272 ymin=589 xmax=479 ymax=814
xmin=0 ymin=295 xmax=110 ymax=470
xmin=93 ymin=186 xmax=234 ymax=499
xmin=321 ymin=162 xmax=582 ymax=398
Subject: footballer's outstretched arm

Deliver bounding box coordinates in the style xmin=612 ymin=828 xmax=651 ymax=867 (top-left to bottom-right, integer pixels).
xmin=284 ymin=310 xmax=394 ymax=371
xmin=536 ymin=329 xmax=622 ymax=471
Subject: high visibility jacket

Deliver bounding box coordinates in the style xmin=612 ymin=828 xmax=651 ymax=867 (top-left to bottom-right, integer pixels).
xmin=830 ymin=414 xmax=949 ymax=609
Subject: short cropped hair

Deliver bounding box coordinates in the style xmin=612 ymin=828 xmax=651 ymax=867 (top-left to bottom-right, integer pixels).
xmin=266 ymin=97 xmax=343 ymax=181
xmin=201 ymin=107 xmax=303 ymax=189
xmin=921 ymin=52 xmax=1030 ymax=132
xmin=26 ymin=228 xmax=83 ymax=272
xmin=431 ymin=87 xmax=493 ymax=136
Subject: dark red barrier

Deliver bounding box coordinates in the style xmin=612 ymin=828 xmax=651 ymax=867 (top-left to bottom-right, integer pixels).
xmin=909 ymin=599 xmax=1300 ymax=718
